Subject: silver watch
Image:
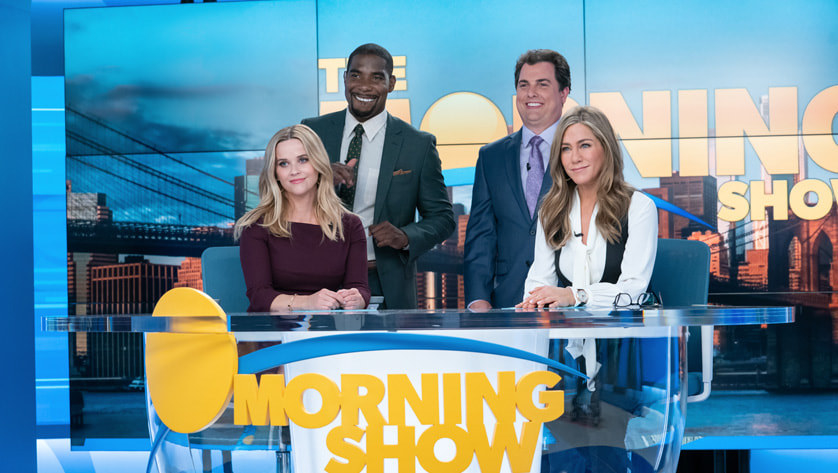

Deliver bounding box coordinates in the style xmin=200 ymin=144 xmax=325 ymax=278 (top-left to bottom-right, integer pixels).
xmin=575 ymin=288 xmax=589 ymax=306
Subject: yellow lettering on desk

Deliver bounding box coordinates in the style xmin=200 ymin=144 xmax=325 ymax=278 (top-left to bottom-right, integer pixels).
xmin=233 ymin=373 xmax=288 ymax=426
xmin=472 ymin=421 xmax=541 ymax=473
xmin=465 ymin=371 xmax=516 ymax=428
xmin=326 ymin=424 xmax=366 ymax=473
xmin=286 ymin=373 xmax=341 ymax=428
xmin=388 ymin=373 xmax=439 ymax=426
xmin=366 ymin=424 xmax=419 ymax=473
xmin=339 ymin=374 xmax=385 ymax=427
xmin=516 ymin=371 xmax=563 ymax=422
xmin=234 ymin=373 xmax=341 ymax=428
xmin=416 ymin=424 xmax=472 ymax=472
xmin=442 ymin=372 xmax=462 ymax=425
xmin=235 ymin=370 xmax=563 ymax=473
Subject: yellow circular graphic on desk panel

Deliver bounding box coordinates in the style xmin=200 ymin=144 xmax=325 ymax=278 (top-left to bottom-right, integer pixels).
xmin=146 ymin=287 xmax=238 ymax=434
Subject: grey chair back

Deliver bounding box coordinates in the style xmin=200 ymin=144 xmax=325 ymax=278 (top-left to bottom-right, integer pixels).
xmin=649 ymin=239 xmax=711 ymax=306
xmin=201 ymin=246 xmax=249 ymax=313
xmin=649 ymin=238 xmax=714 ymax=401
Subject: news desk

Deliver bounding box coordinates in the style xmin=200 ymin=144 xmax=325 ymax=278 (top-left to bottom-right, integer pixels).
xmin=44 ymin=289 xmax=793 ymax=473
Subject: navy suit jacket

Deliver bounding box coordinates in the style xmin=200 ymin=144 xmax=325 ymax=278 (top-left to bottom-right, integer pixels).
xmin=302 ymin=110 xmax=455 ymax=309
xmin=464 ymin=130 xmax=553 ymax=308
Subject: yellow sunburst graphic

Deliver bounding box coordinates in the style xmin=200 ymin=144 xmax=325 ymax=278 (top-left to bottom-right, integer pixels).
xmin=146 ymin=288 xmax=238 ymax=433
xmin=420 ymin=92 xmax=509 ymax=170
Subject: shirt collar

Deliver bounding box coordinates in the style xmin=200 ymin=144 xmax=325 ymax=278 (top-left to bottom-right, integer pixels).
xmin=521 ymin=120 xmax=560 ymax=149
xmin=571 ymin=188 xmax=600 ymax=244
xmin=345 ymin=109 xmax=388 ymax=141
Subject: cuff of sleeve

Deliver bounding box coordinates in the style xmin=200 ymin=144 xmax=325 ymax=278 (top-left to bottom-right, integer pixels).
xmin=399 ymin=226 xmax=416 ymax=258
xmin=466 ymin=299 xmax=487 ymax=309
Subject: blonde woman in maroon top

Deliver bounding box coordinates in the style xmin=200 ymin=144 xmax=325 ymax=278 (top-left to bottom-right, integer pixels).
xmin=235 ymin=125 xmax=370 ymax=312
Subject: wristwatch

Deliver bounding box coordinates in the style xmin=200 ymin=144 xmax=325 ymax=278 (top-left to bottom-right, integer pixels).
xmin=575 ymin=288 xmax=589 ymax=306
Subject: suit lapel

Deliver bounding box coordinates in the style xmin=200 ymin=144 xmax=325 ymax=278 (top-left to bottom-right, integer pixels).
xmin=321 ymin=111 xmax=345 ymax=163
xmin=504 ymin=130 xmax=531 ymax=221
xmin=374 ymin=114 xmax=404 ymax=223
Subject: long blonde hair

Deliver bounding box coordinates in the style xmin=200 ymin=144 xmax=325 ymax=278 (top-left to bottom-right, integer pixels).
xmin=540 ymin=106 xmax=634 ymax=248
xmin=234 ymin=124 xmax=346 ymax=241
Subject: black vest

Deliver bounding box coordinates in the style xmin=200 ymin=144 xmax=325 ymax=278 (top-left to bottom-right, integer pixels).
xmin=554 ymin=217 xmax=629 ymax=286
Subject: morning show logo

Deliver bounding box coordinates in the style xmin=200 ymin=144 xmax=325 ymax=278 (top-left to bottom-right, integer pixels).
xmin=233 ymin=370 xmax=563 ymax=473
xmin=146 ymin=288 xmax=581 ymax=473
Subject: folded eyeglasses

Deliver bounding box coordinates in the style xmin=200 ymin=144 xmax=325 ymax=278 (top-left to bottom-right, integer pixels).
xmin=613 ymin=291 xmax=662 ymax=308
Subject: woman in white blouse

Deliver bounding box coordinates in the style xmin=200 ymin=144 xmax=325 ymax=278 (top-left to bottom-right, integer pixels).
xmin=518 ymin=105 xmax=658 ymax=308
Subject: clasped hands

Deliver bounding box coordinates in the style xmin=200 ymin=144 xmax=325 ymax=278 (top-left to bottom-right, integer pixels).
xmin=303 ymin=288 xmax=366 ymax=310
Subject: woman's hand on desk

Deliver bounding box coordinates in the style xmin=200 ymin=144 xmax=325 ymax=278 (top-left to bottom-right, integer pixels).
xmin=516 ymin=286 xmax=575 ymax=309
xmin=270 ymin=289 xmax=363 ymax=311
xmin=337 ymin=288 xmax=366 ymax=310
xmin=302 ymin=289 xmax=346 ymax=310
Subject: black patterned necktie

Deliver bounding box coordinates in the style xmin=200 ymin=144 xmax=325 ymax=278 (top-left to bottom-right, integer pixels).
xmin=343 ymin=124 xmax=364 ymax=209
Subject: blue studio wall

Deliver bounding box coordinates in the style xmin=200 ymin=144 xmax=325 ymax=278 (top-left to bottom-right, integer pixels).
xmin=1 ymin=0 xmax=35 ymax=471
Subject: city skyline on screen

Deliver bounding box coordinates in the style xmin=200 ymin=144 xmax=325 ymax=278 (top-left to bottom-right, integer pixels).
xmin=64 ymin=0 xmax=318 ymax=154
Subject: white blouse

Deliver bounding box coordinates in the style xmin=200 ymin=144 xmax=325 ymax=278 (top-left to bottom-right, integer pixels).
xmin=524 ymin=190 xmax=658 ymax=308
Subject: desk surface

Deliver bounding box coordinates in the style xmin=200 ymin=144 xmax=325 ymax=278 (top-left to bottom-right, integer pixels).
xmin=42 ymin=306 xmax=794 ymax=333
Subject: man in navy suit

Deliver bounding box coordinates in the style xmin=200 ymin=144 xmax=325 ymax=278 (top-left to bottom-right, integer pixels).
xmin=303 ymin=44 xmax=454 ymax=310
xmin=465 ymin=50 xmax=571 ymax=309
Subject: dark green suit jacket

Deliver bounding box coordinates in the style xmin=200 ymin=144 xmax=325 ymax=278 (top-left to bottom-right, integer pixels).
xmin=302 ymin=110 xmax=454 ymax=309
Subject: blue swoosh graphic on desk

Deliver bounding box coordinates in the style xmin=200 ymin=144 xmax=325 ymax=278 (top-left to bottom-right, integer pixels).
xmin=238 ymin=332 xmax=587 ymax=379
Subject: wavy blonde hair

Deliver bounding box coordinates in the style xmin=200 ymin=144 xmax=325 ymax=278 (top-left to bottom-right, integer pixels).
xmin=540 ymin=106 xmax=634 ymax=249
xmin=234 ymin=124 xmax=346 ymax=241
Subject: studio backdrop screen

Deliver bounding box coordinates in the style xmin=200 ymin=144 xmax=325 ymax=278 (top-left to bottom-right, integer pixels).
xmin=54 ymin=0 xmax=838 ymax=449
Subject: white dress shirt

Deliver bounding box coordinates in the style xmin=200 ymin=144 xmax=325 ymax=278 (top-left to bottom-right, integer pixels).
xmin=340 ymin=110 xmax=388 ymax=261
xmin=524 ymin=190 xmax=658 ymax=307
xmin=524 ymin=190 xmax=657 ymax=388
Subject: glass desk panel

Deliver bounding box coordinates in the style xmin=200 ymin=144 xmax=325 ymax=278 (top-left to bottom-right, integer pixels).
xmin=42 ymin=306 xmax=794 ymax=334
xmin=42 ymin=307 xmax=793 ymax=473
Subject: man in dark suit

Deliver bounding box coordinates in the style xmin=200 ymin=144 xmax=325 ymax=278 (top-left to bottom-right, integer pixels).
xmin=465 ymin=50 xmax=571 ymax=309
xmin=302 ymin=43 xmax=454 ymax=310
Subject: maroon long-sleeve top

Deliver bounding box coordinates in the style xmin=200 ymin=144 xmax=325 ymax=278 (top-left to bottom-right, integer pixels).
xmin=239 ymin=213 xmax=371 ymax=312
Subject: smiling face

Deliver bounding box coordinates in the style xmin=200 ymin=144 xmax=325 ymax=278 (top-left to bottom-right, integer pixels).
xmin=275 ymin=138 xmax=318 ymax=200
xmin=515 ymin=61 xmax=569 ymax=135
xmin=344 ymin=53 xmax=396 ymax=122
xmin=560 ymin=123 xmax=605 ymax=193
